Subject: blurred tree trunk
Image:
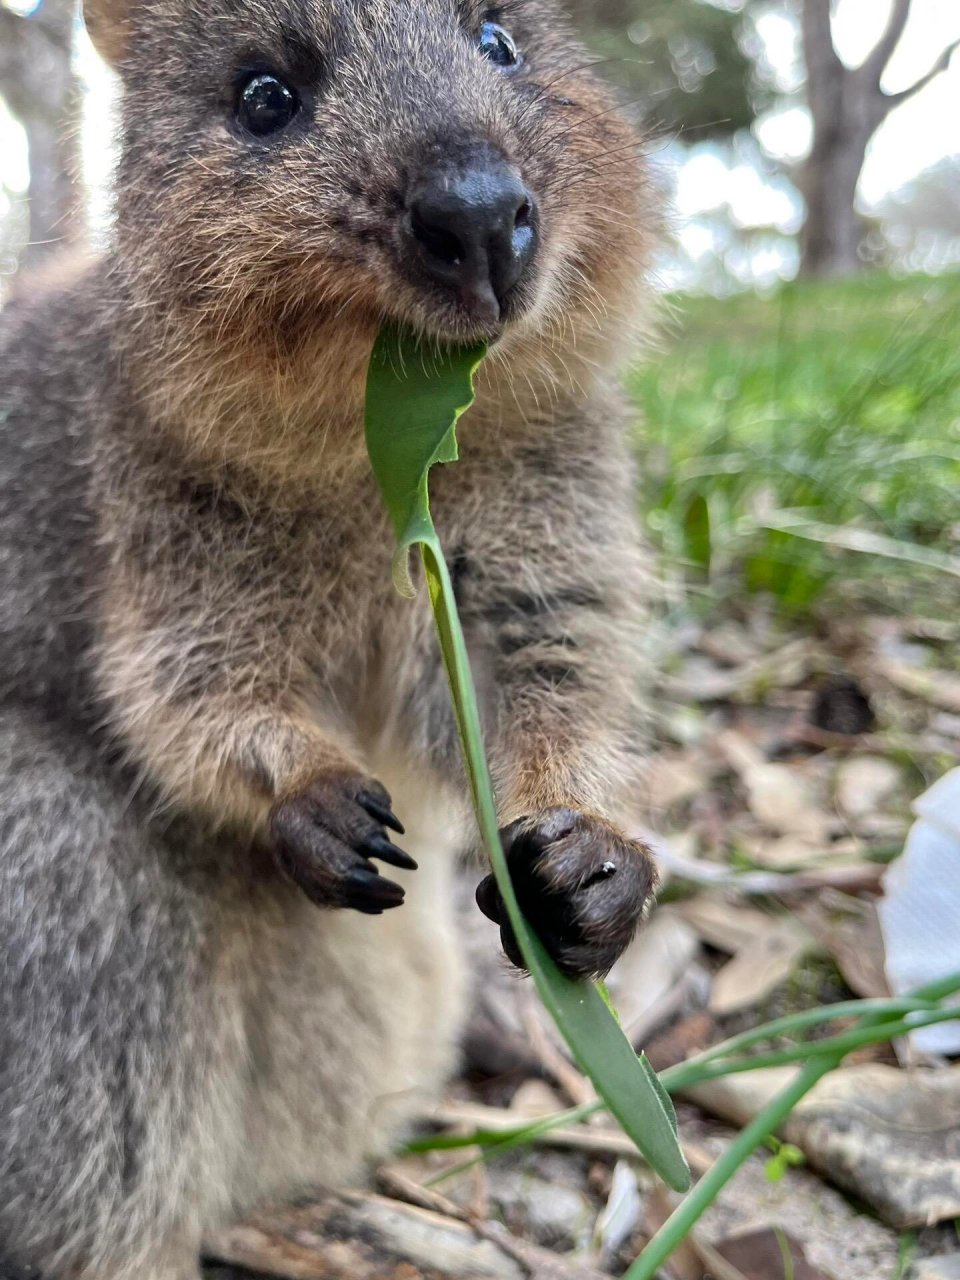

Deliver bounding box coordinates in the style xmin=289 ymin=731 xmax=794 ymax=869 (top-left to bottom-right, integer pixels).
xmin=0 ymin=0 xmax=82 ymax=273
xmin=800 ymin=0 xmax=959 ymax=279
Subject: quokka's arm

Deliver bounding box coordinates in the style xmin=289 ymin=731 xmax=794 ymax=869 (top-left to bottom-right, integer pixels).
xmin=452 ymin=438 xmax=653 ymax=828
xmin=97 ymin=568 xmax=414 ymax=912
xmin=96 ymin=574 xmax=363 ymax=831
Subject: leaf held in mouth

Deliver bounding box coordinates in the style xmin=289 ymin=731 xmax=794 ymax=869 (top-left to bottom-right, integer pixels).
xmin=364 ymin=324 xmax=691 ymax=1195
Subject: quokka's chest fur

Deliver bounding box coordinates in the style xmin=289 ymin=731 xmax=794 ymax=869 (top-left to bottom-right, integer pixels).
xmin=92 ymin=421 xmax=485 ymax=763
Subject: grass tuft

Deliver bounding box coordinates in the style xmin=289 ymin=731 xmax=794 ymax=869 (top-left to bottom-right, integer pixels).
xmin=631 ymin=272 xmax=960 ymax=618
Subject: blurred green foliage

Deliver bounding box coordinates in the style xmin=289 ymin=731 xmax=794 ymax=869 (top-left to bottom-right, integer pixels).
xmin=630 ymin=272 xmax=960 ymax=617
xmin=574 ymin=0 xmax=767 ymax=138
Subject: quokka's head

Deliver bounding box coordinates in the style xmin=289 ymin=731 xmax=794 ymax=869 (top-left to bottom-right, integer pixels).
xmin=86 ymin=0 xmax=655 ymax=363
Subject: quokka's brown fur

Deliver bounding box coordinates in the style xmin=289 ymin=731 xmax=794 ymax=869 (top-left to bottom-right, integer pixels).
xmin=0 ymin=0 xmax=662 ymax=1275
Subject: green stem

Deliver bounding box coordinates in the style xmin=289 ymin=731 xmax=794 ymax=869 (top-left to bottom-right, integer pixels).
xmin=910 ymin=971 xmax=960 ymax=1003
xmin=623 ymin=1057 xmax=838 ymax=1280
xmin=672 ymin=996 xmax=935 ymax=1068
xmin=662 ymin=1008 xmax=960 ymax=1091
xmin=406 ymin=1103 xmax=593 ymax=1154
xmin=410 ymin=986 xmax=960 ymax=1156
xmin=623 ymin=978 xmax=960 ymax=1280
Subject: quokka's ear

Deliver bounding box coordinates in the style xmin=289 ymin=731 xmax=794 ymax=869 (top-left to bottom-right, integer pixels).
xmin=82 ymin=0 xmax=132 ymax=68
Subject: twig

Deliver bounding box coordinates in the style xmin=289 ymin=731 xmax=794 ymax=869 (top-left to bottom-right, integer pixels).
xmin=520 ymin=990 xmax=595 ymax=1106
xmin=651 ymin=840 xmax=885 ymax=895
xmin=377 ymin=1168 xmax=612 ymax=1280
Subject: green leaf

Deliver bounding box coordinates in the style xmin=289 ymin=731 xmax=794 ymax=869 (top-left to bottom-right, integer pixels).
xmin=364 ymin=328 xmax=487 ymax=596
xmin=682 ymin=492 xmax=711 ymax=574
xmin=364 ymin=324 xmax=691 ymax=1194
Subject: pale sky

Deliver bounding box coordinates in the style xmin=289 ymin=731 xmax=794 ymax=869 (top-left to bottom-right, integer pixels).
xmin=1 ymin=0 xmax=958 ymax=269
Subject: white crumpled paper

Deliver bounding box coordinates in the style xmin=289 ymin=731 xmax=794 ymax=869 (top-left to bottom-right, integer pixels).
xmin=878 ymin=767 xmax=960 ymax=1055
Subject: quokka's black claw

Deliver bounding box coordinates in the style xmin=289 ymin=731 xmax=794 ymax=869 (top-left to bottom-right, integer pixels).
xmin=475 ymin=873 xmax=503 ymax=924
xmin=358 ymin=791 xmax=406 ymax=835
xmin=361 ymin=832 xmax=418 ymax=871
xmin=583 ymin=859 xmax=618 ymax=888
xmin=345 ymin=867 xmax=405 ymax=911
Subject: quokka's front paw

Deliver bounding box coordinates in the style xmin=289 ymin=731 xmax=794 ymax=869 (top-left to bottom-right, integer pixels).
xmin=269 ymin=773 xmax=415 ymax=914
xmin=475 ymin=807 xmax=658 ymax=980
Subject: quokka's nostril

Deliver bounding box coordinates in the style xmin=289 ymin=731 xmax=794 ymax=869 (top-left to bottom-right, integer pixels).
xmin=411 ymin=209 xmax=466 ymax=267
xmin=515 ymin=199 xmax=532 ymax=228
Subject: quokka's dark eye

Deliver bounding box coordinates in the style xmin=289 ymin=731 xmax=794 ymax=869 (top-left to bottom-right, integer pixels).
xmin=479 ymin=20 xmax=520 ymax=69
xmin=236 ymin=73 xmax=300 ymax=137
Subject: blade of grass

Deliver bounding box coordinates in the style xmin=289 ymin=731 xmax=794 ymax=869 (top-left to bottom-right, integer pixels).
xmin=665 ymin=995 xmax=936 ymax=1069
xmin=624 ymin=974 xmax=960 ymax=1280
xmin=661 ymin=1007 xmax=960 ymax=1091
xmin=755 ymin=511 xmax=960 ymax=579
xmin=627 ymin=1059 xmax=836 ymax=1280
xmin=364 ymin=325 xmax=690 ymax=1193
xmin=412 ymin=992 xmax=960 ymax=1193
xmin=407 ymin=991 xmax=947 ymax=1156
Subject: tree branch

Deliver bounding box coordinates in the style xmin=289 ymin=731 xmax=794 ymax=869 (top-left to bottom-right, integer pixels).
xmin=882 ymin=36 xmax=960 ymax=108
xmin=800 ymin=0 xmax=845 ymax=89
xmin=862 ymin=0 xmax=911 ymax=90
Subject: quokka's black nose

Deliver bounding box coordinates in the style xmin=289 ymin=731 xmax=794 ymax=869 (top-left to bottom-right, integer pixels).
xmin=407 ymin=158 xmax=537 ymax=323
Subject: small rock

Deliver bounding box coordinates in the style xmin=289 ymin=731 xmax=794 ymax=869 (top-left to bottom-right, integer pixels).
xmin=594 ymin=1160 xmax=641 ymax=1259
xmin=690 ymin=1133 xmax=905 ymax=1280
xmin=835 ymin=756 xmax=902 ymax=819
xmin=491 ymin=1164 xmax=593 ymax=1249
xmin=688 ymin=1065 xmax=960 ymax=1230
xmin=787 ymin=1065 xmax=960 ymax=1229
xmin=910 ymin=1256 xmax=960 ymax=1280
xmin=524 ymin=1182 xmax=592 ymax=1248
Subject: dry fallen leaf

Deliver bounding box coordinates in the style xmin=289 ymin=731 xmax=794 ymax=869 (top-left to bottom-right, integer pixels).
xmin=709 ymin=917 xmax=817 ymax=1016
xmin=877 ymin=658 xmax=960 ymax=714
xmin=675 ymin=896 xmax=774 ymax=955
xmin=799 ymin=894 xmax=890 ymax=1000
xmin=714 ymin=1227 xmax=833 ymax=1280
xmin=718 ymin=731 xmax=829 ymax=841
xmin=607 ymin=909 xmax=701 ymax=1036
xmin=740 ymin=834 xmax=838 ymax=870
xmin=644 ymin=752 xmax=710 ymax=811
xmin=646 ymin=1011 xmax=718 ymax=1074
